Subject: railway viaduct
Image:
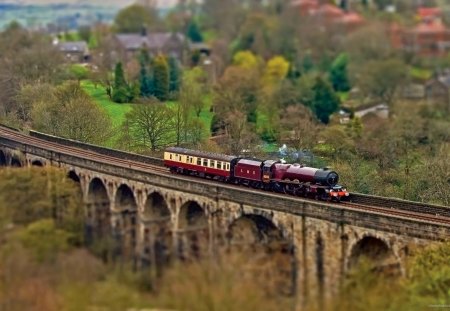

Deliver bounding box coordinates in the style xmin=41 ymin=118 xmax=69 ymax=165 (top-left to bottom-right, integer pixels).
xmin=0 ymin=126 xmax=449 ymax=309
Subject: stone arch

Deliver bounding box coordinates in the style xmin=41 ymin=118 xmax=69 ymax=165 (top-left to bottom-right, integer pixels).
xmin=177 ymin=201 xmax=209 ymax=260
xmin=10 ymin=157 xmax=22 ymax=167
xmin=114 ymin=184 xmax=138 ymax=261
xmin=86 ymin=177 xmax=111 ymax=258
xmin=67 ymin=170 xmax=81 ymax=183
xmin=144 ymin=192 xmax=170 ymax=219
xmin=348 ymin=236 xmax=400 ymax=275
xmin=31 ymin=160 xmax=44 ymax=167
xmin=115 ymin=184 xmax=137 ymax=212
xmin=228 ymin=214 xmax=284 ymax=248
xmin=0 ymin=150 xmax=6 ymax=166
xmin=141 ymin=192 xmax=172 ymax=271
xmin=228 ymin=214 xmax=294 ymax=295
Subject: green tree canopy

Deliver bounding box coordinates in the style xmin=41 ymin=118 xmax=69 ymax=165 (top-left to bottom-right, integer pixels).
xmin=31 ymin=82 xmax=113 ymax=144
xmin=113 ymin=4 xmax=160 ymax=33
xmin=311 ymin=77 xmax=340 ymax=124
xmin=153 ymin=55 xmax=170 ymax=101
xmin=186 ymin=20 xmax=203 ymax=43
xmin=329 ymin=53 xmax=351 ymax=92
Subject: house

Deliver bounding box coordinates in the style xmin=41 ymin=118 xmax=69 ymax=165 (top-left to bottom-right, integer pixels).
xmin=390 ymin=7 xmax=450 ymax=58
xmin=401 ymin=19 xmax=450 ymax=57
xmin=425 ymin=74 xmax=450 ymax=112
xmin=114 ymin=30 xmax=190 ymax=63
xmin=290 ymin=0 xmax=364 ymax=33
xmin=56 ymin=40 xmax=90 ymax=63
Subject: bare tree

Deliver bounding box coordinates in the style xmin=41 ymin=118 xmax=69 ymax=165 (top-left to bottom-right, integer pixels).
xmin=123 ymin=98 xmax=175 ymax=151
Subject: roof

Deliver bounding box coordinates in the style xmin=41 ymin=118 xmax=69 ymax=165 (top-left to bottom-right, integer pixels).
xmin=165 ymin=147 xmax=236 ymax=162
xmin=410 ymin=20 xmax=448 ymax=34
xmin=115 ymin=32 xmax=186 ymax=51
xmin=236 ymin=159 xmax=263 ymax=167
xmin=58 ymin=41 xmax=88 ymax=53
xmin=314 ymin=4 xmax=344 ymax=18
xmin=417 ymin=7 xmax=442 ymax=19
xmin=337 ymin=12 xmax=364 ymax=25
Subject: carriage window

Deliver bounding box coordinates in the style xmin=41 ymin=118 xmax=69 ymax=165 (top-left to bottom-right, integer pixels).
xmin=210 ymin=160 xmax=215 ymax=168
xmin=197 ymin=158 xmax=201 ymax=165
xmin=187 ymin=156 xmax=190 ymax=163
xmin=217 ymin=162 xmax=221 ymax=169
xmin=203 ymin=159 xmax=208 ymax=166
xmin=169 ymin=154 xmax=172 ymax=160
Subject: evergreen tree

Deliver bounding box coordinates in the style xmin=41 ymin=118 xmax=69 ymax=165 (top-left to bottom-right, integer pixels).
xmin=311 ymin=77 xmax=340 ymax=124
xmin=329 ymin=53 xmax=351 ymax=92
xmin=186 ymin=20 xmax=203 ymax=43
xmin=113 ymin=62 xmax=132 ymax=103
xmin=168 ymin=56 xmax=181 ymax=94
xmin=139 ymin=50 xmax=152 ymax=97
xmin=153 ymin=55 xmax=169 ymax=101
xmin=114 ymin=62 xmax=127 ymax=90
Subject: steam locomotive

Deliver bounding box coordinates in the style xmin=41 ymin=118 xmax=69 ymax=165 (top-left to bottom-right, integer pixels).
xmin=164 ymin=147 xmax=349 ymax=202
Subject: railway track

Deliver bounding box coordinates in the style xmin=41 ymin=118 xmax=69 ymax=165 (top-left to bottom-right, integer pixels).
xmin=1 ymin=125 xmax=449 ymax=227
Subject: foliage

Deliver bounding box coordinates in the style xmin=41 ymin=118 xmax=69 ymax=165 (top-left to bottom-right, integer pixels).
xmin=356 ymin=58 xmax=407 ymax=108
xmin=122 ymin=98 xmax=175 ymax=151
xmin=31 ymin=81 xmax=113 ymax=144
xmin=113 ymin=62 xmax=134 ymax=103
xmin=311 ymin=77 xmax=341 ymax=124
xmin=263 ymin=55 xmax=290 ymax=87
xmin=153 ymin=55 xmax=170 ymax=101
xmin=233 ymin=50 xmax=261 ymax=69
xmin=114 ymin=4 xmax=160 ymax=33
xmin=0 ymin=167 xmax=83 ymax=242
xmin=168 ymin=56 xmax=181 ymax=94
xmin=329 ymin=53 xmax=351 ymax=92
xmin=186 ymin=20 xmax=203 ymax=43
xmin=67 ymin=64 xmax=90 ymax=82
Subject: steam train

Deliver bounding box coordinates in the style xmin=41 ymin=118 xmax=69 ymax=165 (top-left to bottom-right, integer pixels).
xmin=164 ymin=147 xmax=349 ymax=202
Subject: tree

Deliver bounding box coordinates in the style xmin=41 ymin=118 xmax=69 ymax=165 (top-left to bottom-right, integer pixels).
xmin=263 ymin=55 xmax=290 ymax=88
xmin=186 ymin=20 xmax=203 ymax=43
xmin=78 ymin=26 xmax=91 ymax=43
xmin=168 ymin=56 xmax=181 ymax=94
xmin=176 ymin=67 xmax=206 ymax=143
xmin=356 ymin=58 xmax=407 ymax=111
xmin=0 ymin=167 xmax=83 ymax=239
xmin=123 ymin=98 xmax=175 ymax=151
xmin=311 ymin=77 xmax=340 ymax=124
xmin=329 ymin=53 xmax=351 ymax=92
xmin=113 ymin=62 xmax=132 ymax=103
xmin=279 ymin=105 xmax=318 ymax=150
xmin=153 ymin=55 xmax=170 ymax=101
xmin=139 ymin=50 xmax=153 ymax=98
xmin=31 ymin=82 xmax=113 ymax=144
xmin=114 ymin=4 xmax=160 ymax=33
xmin=0 ymin=26 xmax=64 ymax=119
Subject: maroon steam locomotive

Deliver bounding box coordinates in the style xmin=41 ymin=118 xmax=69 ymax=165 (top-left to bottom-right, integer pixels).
xmin=164 ymin=147 xmax=349 ymax=202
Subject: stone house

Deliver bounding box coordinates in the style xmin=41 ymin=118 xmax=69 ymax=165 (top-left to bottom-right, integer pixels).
xmin=114 ymin=30 xmax=190 ymax=64
xmin=56 ymin=40 xmax=90 ymax=63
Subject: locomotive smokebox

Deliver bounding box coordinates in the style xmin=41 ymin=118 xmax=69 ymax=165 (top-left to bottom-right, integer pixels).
xmin=314 ymin=169 xmax=339 ymax=187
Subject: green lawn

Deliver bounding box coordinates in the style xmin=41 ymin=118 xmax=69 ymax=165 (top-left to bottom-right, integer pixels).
xmin=82 ymin=80 xmax=214 ymax=144
xmin=81 ymin=80 xmax=133 ymax=128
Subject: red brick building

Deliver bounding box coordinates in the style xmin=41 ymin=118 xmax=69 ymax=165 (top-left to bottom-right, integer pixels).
xmin=290 ymin=0 xmax=364 ymax=32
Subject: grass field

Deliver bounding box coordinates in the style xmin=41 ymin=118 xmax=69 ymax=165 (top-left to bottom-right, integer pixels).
xmin=81 ymin=80 xmax=133 ymax=128
xmin=81 ymin=80 xmax=214 ymax=146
